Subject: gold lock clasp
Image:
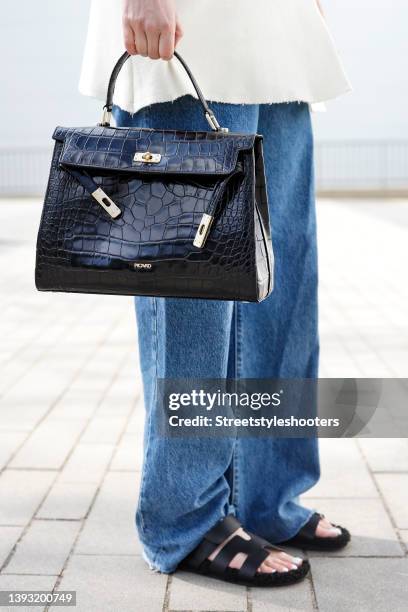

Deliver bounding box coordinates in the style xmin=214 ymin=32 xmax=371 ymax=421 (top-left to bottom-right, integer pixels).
xmin=134 ymin=152 xmax=162 ymax=164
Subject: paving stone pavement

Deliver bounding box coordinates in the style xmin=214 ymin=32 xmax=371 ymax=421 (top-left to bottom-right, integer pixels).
xmin=0 ymin=198 xmax=407 ymax=612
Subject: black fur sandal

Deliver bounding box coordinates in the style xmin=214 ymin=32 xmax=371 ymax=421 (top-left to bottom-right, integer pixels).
xmin=178 ymin=515 xmax=310 ymax=587
xmin=279 ymin=512 xmax=350 ymax=551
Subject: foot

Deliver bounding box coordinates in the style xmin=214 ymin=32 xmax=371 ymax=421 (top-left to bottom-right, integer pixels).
xmin=315 ymin=516 xmax=342 ymax=538
xmin=278 ymin=511 xmax=350 ymax=551
xmin=209 ymin=527 xmax=304 ymax=574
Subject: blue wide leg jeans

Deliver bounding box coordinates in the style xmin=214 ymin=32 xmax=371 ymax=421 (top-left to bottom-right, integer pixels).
xmin=114 ymin=98 xmax=320 ymax=572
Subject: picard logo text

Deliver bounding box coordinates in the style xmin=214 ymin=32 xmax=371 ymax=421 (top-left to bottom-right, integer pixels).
xmin=133 ymin=262 xmax=153 ymax=270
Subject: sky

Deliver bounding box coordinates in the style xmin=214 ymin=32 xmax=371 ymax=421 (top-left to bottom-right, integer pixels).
xmin=0 ymin=0 xmax=407 ymax=148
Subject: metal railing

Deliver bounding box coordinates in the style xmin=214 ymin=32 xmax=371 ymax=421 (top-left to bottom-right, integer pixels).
xmin=315 ymin=140 xmax=408 ymax=194
xmin=1 ymin=141 xmax=408 ymax=197
xmin=0 ymin=147 xmax=53 ymax=197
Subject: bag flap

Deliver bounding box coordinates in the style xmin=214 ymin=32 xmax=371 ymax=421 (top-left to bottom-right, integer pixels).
xmin=54 ymin=126 xmax=256 ymax=176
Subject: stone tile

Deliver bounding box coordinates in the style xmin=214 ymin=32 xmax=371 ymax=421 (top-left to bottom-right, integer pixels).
xmin=7 ymin=365 xmax=77 ymax=405
xmin=358 ymin=438 xmax=408 ymax=472
xmin=9 ymin=419 xmax=86 ymax=470
xmin=50 ymin=390 xmax=102 ymax=420
xmin=0 ymin=346 xmax=46 ymax=392
xmin=251 ymin=576 xmax=315 ymax=611
xmin=312 ymin=558 xmax=408 ymax=612
xmin=0 ymin=432 xmax=26 ymax=470
xmin=303 ymin=439 xmax=378 ymax=498
xmin=71 ymin=368 xmax=118 ymax=394
xmin=346 ymin=351 xmax=394 ymax=378
xmin=0 ymin=470 xmax=55 ymax=526
xmin=59 ymin=443 xmax=115 ymax=484
xmin=0 ymin=526 xmax=24 ymax=568
xmin=382 ymin=351 xmax=408 ymax=377
xmin=4 ymin=520 xmax=80 ymax=576
xmin=0 ymin=574 xmax=56 ymax=612
xmin=110 ymin=434 xmax=142 ymax=472
xmin=399 ymin=530 xmax=408 ymax=548
xmin=375 ymin=474 xmax=408 ymax=528
xmin=124 ymin=404 xmax=145 ymax=435
xmin=80 ymin=416 xmax=129 ymax=445
xmin=0 ymin=400 xmax=52 ymax=433
xmin=306 ymin=498 xmax=403 ymax=556
xmin=96 ymin=378 xmax=138 ymax=417
xmin=170 ymin=571 xmax=246 ymax=611
xmin=37 ymin=482 xmax=98 ymax=520
xmin=75 ymin=472 xmax=140 ymax=556
xmin=54 ymin=555 xmax=166 ymax=612
xmin=75 ymin=346 xmax=126 ymax=375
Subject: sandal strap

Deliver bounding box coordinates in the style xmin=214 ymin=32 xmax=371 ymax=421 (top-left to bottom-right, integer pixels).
xmin=239 ymin=545 xmax=271 ymax=580
xmin=186 ymin=515 xmax=241 ymax=569
xmin=184 ymin=515 xmax=271 ymax=578
xmin=188 ymin=515 xmax=279 ymax=580
xmin=248 ymin=531 xmax=282 ymax=553
xmin=297 ymin=512 xmax=322 ymax=539
xmin=205 ymin=515 xmax=241 ymax=544
xmin=209 ymin=535 xmax=251 ymax=574
xmin=187 ymin=539 xmax=217 ymax=569
xmin=209 ymin=534 xmax=270 ymax=579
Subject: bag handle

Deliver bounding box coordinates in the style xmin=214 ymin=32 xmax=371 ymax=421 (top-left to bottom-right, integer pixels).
xmin=100 ymin=51 xmax=227 ymax=132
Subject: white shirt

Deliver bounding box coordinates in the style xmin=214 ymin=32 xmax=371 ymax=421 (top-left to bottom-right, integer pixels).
xmin=79 ymin=0 xmax=351 ymax=114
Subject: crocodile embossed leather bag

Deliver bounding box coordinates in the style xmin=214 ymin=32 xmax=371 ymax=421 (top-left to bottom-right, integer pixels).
xmin=35 ymin=52 xmax=274 ymax=302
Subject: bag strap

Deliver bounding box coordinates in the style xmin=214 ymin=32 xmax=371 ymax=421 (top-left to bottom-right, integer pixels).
xmin=100 ymin=51 xmax=227 ymax=133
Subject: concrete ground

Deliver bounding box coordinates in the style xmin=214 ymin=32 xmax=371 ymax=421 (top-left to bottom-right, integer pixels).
xmin=0 ymin=198 xmax=407 ymax=612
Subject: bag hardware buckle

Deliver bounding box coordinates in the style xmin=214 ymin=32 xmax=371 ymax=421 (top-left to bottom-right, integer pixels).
xmin=205 ymin=112 xmax=229 ymax=133
xmin=91 ymin=188 xmax=122 ymax=219
xmin=193 ymin=214 xmax=214 ymax=248
xmin=134 ymin=152 xmax=162 ymax=164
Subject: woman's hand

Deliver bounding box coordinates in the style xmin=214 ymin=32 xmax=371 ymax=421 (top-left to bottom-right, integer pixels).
xmin=122 ymin=0 xmax=183 ymax=61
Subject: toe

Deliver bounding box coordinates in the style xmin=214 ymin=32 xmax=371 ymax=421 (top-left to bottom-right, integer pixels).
xmin=265 ymin=555 xmax=299 ymax=572
xmin=258 ymin=561 xmax=276 ymax=574
xmin=316 ymin=517 xmax=342 ymax=538
xmin=316 ymin=523 xmax=341 ymax=538
xmin=263 ymin=557 xmax=283 ymax=571
xmin=274 ymin=562 xmax=291 ymax=573
xmin=276 ymin=551 xmax=303 ymax=568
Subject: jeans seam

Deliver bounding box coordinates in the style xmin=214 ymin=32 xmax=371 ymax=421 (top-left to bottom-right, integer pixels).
xmin=137 ymin=297 xmax=158 ymax=539
xmin=231 ymin=302 xmax=242 ymax=509
xmin=235 ymin=301 xmax=243 ymax=379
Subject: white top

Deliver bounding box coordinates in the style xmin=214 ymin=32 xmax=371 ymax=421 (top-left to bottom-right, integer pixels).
xmin=79 ymin=0 xmax=351 ymax=114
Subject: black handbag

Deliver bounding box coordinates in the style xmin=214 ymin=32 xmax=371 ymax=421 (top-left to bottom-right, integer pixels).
xmin=35 ymin=52 xmax=274 ymax=302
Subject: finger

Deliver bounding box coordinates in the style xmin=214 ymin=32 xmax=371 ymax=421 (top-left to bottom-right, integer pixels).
xmin=159 ymin=29 xmax=175 ymax=60
xmin=146 ymin=26 xmax=160 ymax=60
xmin=133 ymin=25 xmax=148 ymax=57
xmin=123 ymin=23 xmax=137 ymax=55
xmin=175 ymin=20 xmax=184 ymax=46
